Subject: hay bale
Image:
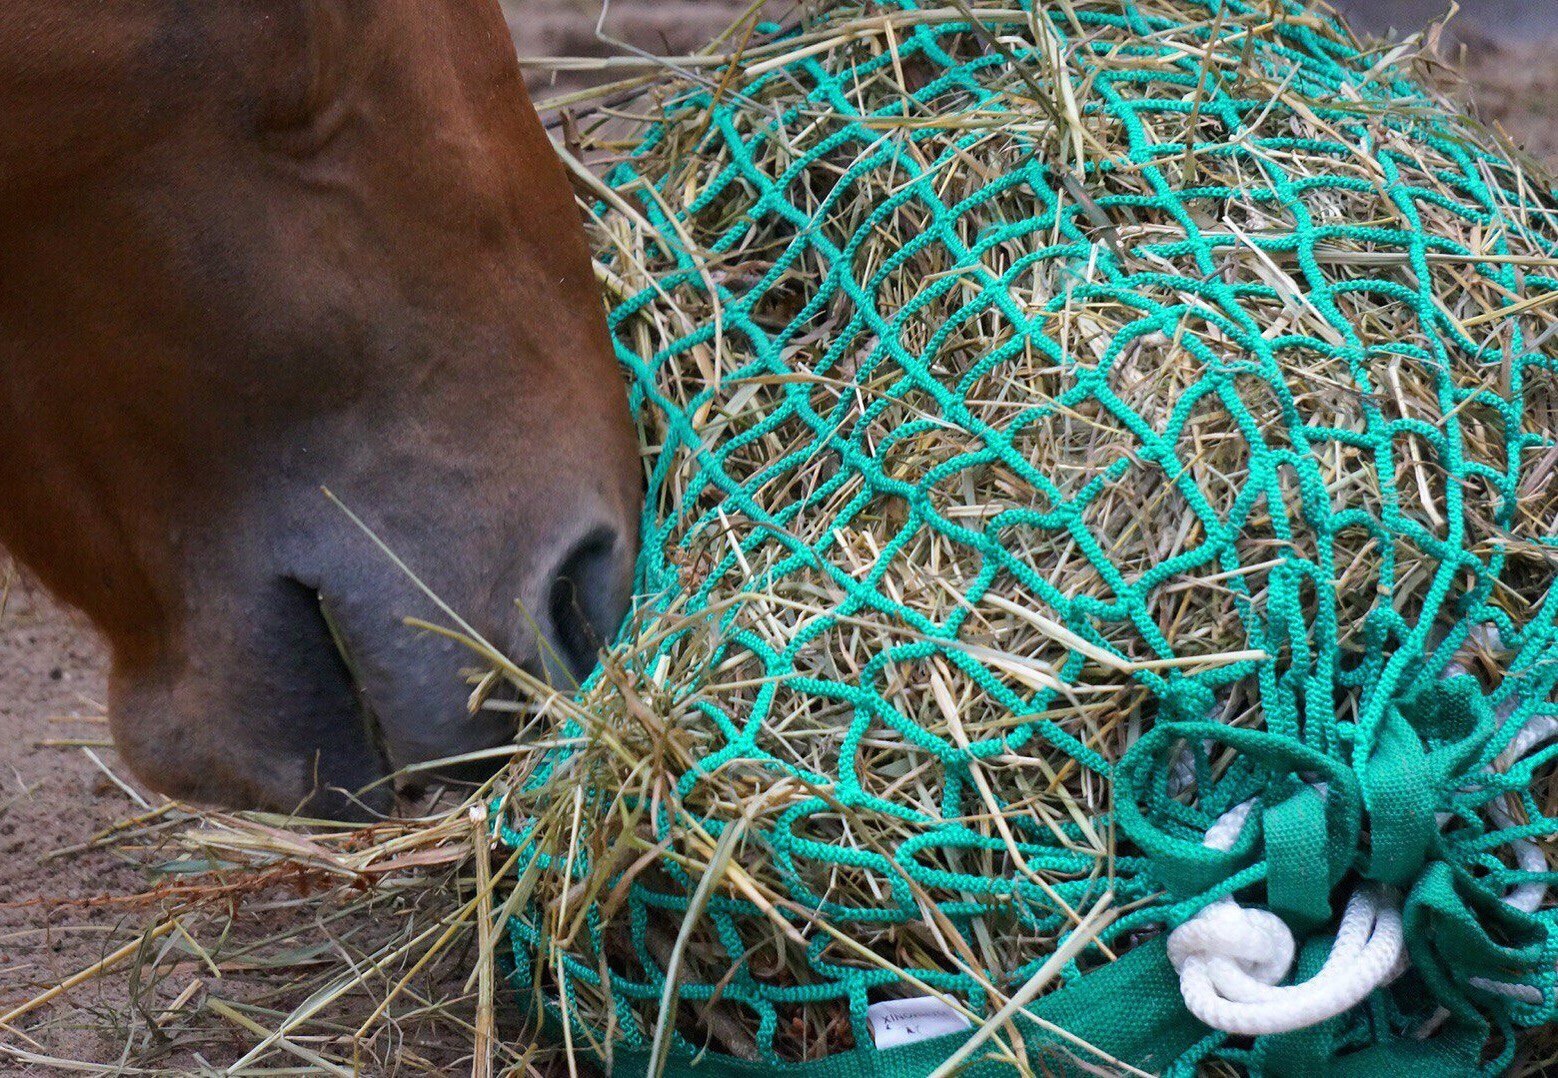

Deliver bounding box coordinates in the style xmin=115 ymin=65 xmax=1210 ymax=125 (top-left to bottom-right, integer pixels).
xmin=499 ymin=1 xmax=1558 ymax=1071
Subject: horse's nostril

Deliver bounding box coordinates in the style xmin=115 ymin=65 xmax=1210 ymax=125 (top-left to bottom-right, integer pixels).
xmin=545 ymin=527 xmax=630 ymax=684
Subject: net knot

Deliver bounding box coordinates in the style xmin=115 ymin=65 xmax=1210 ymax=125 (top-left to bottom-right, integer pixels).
xmin=1167 ymin=900 xmax=1294 ymax=988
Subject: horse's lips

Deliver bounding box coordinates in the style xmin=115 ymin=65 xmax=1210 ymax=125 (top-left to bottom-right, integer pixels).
xmin=306 ymin=594 xmax=398 ymax=820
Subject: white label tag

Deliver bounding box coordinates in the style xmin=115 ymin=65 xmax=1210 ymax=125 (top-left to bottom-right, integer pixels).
xmin=867 ymin=996 xmax=972 ymax=1049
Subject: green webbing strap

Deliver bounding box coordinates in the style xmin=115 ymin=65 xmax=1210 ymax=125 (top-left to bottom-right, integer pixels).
xmin=598 ymin=939 xmax=1493 ymax=1076
xmin=1115 ymin=721 xmax=1361 ymax=901
xmin=1262 ymin=787 xmax=1331 ymax=931
xmin=1360 ymin=705 xmax=1437 ymax=888
xmin=1406 ymin=860 xmax=1551 ymax=1023
xmin=1325 ymin=1032 xmax=1486 ymax=1078
xmin=608 ymin=939 xmax=1208 ymax=1077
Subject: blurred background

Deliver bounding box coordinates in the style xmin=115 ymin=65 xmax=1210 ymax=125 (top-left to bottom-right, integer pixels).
xmin=501 ymin=0 xmax=1558 ymax=165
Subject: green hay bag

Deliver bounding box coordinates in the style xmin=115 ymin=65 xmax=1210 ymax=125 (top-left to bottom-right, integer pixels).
xmin=498 ymin=0 xmax=1558 ymax=1073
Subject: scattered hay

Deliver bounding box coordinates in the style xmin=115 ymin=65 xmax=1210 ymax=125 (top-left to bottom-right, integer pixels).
xmin=0 ymin=797 xmax=532 ymax=1076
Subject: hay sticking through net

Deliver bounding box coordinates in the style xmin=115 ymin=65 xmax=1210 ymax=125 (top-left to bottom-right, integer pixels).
xmin=499 ymin=0 xmax=1558 ymax=1071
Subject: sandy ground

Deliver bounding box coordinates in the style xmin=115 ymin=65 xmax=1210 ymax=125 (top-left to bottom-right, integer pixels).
xmin=0 ymin=575 xmax=148 ymax=1069
xmin=3 ymin=0 xmax=1557 ymax=1072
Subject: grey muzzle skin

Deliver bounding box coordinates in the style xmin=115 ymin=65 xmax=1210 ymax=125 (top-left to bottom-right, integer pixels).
xmin=105 ymin=492 xmax=637 ymax=822
xmin=304 ymin=511 xmax=637 ymax=818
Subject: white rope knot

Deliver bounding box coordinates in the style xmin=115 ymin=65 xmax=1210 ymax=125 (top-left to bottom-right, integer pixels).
xmin=1167 ymin=797 xmax=1409 ymax=1037
xmin=1168 ymin=899 xmax=1294 ymax=993
xmin=1169 ymin=889 xmax=1406 ymax=1036
xmin=1165 ymin=639 xmax=1555 ymax=1035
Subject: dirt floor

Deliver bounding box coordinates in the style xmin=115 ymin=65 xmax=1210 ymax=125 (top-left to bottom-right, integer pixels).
xmin=4 ymin=0 xmax=1558 ymax=1072
xmin=0 ymin=574 xmax=147 ymax=1069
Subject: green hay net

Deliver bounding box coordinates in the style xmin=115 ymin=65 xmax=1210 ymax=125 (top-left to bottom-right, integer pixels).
xmin=499 ymin=1 xmax=1558 ymax=1073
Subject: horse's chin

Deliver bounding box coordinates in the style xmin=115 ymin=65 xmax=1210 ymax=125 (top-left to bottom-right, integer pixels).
xmin=103 ymin=557 xmax=547 ymax=821
xmin=104 ymin=573 xmax=398 ymax=822
xmin=107 ymin=703 xmax=398 ymax=823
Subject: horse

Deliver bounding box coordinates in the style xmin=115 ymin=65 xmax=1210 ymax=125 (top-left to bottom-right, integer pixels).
xmin=0 ymin=0 xmax=641 ymax=819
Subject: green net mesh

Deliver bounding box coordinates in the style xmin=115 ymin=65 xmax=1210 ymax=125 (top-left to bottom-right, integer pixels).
xmin=500 ymin=1 xmax=1558 ymax=1071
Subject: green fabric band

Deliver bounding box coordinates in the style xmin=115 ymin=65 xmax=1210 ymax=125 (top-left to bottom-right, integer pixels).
xmin=1360 ymin=706 xmax=1437 ymax=888
xmin=609 ymin=940 xmax=1206 ymax=1077
xmin=1263 ymin=786 xmax=1334 ymax=932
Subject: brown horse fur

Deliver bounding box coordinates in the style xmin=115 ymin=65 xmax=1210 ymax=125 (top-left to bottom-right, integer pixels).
xmin=0 ymin=0 xmax=641 ymax=818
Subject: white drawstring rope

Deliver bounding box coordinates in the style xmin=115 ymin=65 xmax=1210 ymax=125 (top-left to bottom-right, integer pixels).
xmin=1171 ymin=636 xmax=1558 ymax=1030
xmin=1496 ymin=714 xmax=1558 ymax=774
xmin=1170 ymin=887 xmax=1407 ymax=1036
xmin=1168 ymin=799 xmax=1408 ymax=1036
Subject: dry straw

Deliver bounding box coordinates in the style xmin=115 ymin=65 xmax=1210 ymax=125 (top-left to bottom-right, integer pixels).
xmin=506 ymin=0 xmax=1558 ymax=1071
xmin=6 ymin=1 xmax=1558 ymax=1075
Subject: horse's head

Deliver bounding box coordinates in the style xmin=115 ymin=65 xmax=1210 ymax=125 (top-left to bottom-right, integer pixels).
xmin=0 ymin=0 xmax=640 ymax=816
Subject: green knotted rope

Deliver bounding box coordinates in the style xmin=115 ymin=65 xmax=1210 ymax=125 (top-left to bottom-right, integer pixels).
xmin=500 ymin=0 xmax=1558 ymax=1073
